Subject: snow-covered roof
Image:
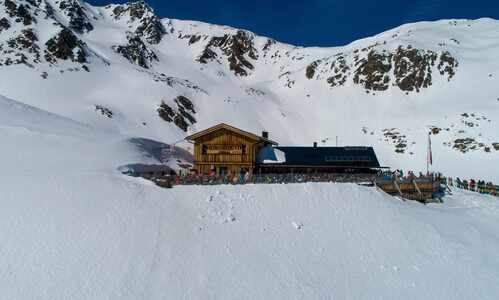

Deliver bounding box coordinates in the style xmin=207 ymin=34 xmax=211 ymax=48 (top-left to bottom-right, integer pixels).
xmin=257 ymin=147 xmax=286 ymax=164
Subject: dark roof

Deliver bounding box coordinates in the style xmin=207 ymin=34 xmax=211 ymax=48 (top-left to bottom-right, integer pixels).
xmin=260 ymin=146 xmax=380 ymax=168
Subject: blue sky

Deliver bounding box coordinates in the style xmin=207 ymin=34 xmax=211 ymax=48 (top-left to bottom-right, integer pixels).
xmin=88 ymin=0 xmax=499 ymax=47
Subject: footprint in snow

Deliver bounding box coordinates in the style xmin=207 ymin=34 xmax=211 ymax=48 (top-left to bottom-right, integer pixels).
xmin=292 ymin=222 xmax=303 ymax=229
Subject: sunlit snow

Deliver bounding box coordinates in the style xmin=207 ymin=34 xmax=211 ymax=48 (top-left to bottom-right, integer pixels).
xmin=1 ymin=95 xmax=498 ymax=299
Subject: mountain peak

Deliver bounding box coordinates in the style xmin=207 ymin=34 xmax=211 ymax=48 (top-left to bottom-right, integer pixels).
xmin=107 ymin=0 xmax=166 ymax=44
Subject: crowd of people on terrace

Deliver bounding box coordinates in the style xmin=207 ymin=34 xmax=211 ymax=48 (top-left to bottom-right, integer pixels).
xmin=140 ymin=169 xmax=443 ymax=186
xmin=131 ymin=168 xmax=497 ymax=195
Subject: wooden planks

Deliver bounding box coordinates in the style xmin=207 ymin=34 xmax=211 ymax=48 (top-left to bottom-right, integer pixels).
xmin=189 ymin=127 xmax=272 ymax=174
xmin=377 ymin=180 xmax=441 ymax=201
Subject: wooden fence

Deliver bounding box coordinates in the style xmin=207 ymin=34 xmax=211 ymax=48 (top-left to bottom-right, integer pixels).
xmin=125 ymin=171 xmax=443 ymax=202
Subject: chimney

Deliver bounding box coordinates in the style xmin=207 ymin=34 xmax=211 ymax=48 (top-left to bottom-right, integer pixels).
xmin=262 ymin=131 xmax=268 ymax=139
xmin=313 ymin=142 xmax=317 ymax=149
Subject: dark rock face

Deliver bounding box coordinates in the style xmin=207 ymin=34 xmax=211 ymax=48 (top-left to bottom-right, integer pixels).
xmin=0 ymin=17 xmax=12 ymax=33
xmin=113 ymin=1 xmax=150 ymax=20
xmin=353 ymin=50 xmax=393 ymax=91
xmin=112 ymin=1 xmax=166 ymax=44
xmin=45 ymin=28 xmax=79 ymax=60
xmin=58 ymin=0 xmax=94 ymax=33
xmin=175 ymin=95 xmax=196 ymax=124
xmin=326 ymin=55 xmax=349 ymax=87
xmin=382 ymin=128 xmax=408 ymax=154
xmin=95 ymin=105 xmax=113 ymax=118
xmin=17 ymin=4 xmax=33 ymax=25
xmin=437 ymin=51 xmax=458 ymax=80
xmin=197 ymin=30 xmax=258 ymax=76
xmin=392 ymin=46 xmax=437 ymax=92
xmin=4 ymin=28 xmax=40 ymax=66
xmin=0 ymin=1 xmax=96 ymax=67
xmin=4 ymin=0 xmax=35 ymax=26
xmin=113 ymin=33 xmax=158 ymax=68
xmin=175 ymin=95 xmax=196 ymax=114
xmin=157 ymin=101 xmax=175 ymax=122
xmin=157 ymin=96 xmax=197 ymax=132
xmin=262 ymin=38 xmax=276 ymax=57
xmin=135 ymin=14 xmax=165 ymax=44
xmin=4 ymin=0 xmax=17 ymax=13
xmin=306 ymin=45 xmax=458 ymax=93
xmin=306 ymin=60 xmax=320 ymax=79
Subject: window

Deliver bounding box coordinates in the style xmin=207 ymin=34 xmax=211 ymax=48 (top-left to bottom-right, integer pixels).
xmin=242 ymin=145 xmax=247 ymax=154
xmin=202 ymin=145 xmax=207 ymax=154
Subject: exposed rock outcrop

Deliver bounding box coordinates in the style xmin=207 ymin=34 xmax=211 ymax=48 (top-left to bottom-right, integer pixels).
xmin=58 ymin=0 xmax=94 ymax=33
xmin=113 ymin=33 xmax=158 ymax=68
xmin=197 ymin=30 xmax=258 ymax=76
xmin=95 ymin=105 xmax=113 ymax=118
xmin=110 ymin=1 xmax=166 ymax=44
xmin=44 ymin=27 xmax=88 ymax=63
xmin=5 ymin=28 xmax=40 ymax=66
xmin=353 ymin=50 xmax=393 ymax=91
xmin=305 ymin=45 xmax=458 ymax=93
xmin=157 ymin=96 xmax=197 ymax=132
xmin=3 ymin=0 xmax=35 ymax=25
xmin=0 ymin=17 xmax=11 ymax=33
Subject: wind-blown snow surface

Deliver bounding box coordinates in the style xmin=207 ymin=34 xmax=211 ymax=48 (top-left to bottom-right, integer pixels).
xmin=1 ymin=95 xmax=498 ymax=299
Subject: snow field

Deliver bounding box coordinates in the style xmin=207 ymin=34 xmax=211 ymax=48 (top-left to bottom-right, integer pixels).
xmin=1 ymin=91 xmax=498 ymax=299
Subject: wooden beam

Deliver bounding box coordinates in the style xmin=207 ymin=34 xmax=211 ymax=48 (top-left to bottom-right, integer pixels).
xmin=413 ymin=180 xmax=422 ymax=195
xmin=393 ymin=181 xmax=405 ymax=201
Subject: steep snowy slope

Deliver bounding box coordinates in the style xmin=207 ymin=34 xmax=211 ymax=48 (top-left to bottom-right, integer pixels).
xmin=0 ymin=1 xmax=497 ymax=181
xmin=1 ymin=95 xmax=498 ymax=299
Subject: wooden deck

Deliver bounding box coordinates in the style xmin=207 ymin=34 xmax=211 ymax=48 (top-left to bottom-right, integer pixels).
xmin=376 ymin=180 xmax=441 ymax=202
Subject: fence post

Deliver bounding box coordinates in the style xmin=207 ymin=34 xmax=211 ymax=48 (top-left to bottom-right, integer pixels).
xmin=165 ymin=176 xmax=172 ymax=188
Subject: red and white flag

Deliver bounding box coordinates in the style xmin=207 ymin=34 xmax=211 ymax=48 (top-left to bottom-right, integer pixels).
xmin=428 ymin=134 xmax=433 ymax=165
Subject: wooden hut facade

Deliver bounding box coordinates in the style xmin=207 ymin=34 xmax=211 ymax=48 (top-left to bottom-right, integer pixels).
xmin=186 ymin=123 xmax=278 ymax=175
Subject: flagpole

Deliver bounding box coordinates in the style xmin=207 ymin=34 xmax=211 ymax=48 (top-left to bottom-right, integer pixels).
xmin=427 ymin=133 xmax=429 ymax=174
xmin=427 ymin=133 xmax=433 ymax=175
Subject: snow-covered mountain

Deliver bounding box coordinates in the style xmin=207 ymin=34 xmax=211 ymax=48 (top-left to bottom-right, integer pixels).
xmin=1 ymin=0 xmax=498 ymax=181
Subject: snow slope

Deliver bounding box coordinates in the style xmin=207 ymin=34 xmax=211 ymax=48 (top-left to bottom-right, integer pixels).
xmin=1 ymin=95 xmax=498 ymax=299
xmin=0 ymin=1 xmax=498 ymax=182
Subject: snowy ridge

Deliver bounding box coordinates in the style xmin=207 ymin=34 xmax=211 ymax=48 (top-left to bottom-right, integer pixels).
xmin=0 ymin=1 xmax=498 ymax=182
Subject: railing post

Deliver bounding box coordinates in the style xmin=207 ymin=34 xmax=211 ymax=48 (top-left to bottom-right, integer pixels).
xmin=413 ymin=180 xmax=422 ymax=195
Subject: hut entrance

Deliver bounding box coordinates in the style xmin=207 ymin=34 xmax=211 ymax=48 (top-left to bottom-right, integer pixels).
xmin=219 ymin=167 xmax=228 ymax=175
